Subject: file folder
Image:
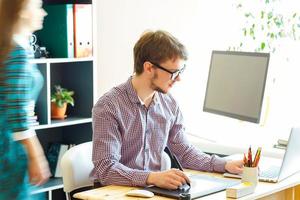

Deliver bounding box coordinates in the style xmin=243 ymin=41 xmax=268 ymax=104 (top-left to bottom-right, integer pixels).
xmin=73 ymin=4 xmax=93 ymax=58
xmin=35 ymin=4 xmax=74 ymax=58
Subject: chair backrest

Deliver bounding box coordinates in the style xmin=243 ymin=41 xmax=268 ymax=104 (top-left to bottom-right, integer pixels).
xmin=61 ymin=141 xmax=94 ymax=195
xmin=60 ymin=142 xmax=170 ymax=199
xmin=161 ymin=151 xmax=171 ymax=171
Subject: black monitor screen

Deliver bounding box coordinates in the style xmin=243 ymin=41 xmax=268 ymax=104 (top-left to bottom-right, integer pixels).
xmin=203 ymin=51 xmax=270 ymax=123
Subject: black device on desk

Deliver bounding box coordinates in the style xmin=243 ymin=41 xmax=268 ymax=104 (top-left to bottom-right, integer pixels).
xmin=145 ymin=147 xmax=239 ymax=199
xmin=164 ymin=146 xmax=190 ymax=191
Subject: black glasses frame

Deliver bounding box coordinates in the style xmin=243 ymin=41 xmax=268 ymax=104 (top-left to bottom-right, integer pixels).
xmin=150 ymin=61 xmax=186 ymax=81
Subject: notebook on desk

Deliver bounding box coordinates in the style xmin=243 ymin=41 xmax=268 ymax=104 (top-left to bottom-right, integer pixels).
xmin=224 ymin=127 xmax=300 ymax=183
xmin=145 ymin=174 xmax=239 ymax=199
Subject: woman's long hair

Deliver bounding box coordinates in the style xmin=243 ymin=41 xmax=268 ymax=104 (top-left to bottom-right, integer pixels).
xmin=0 ymin=0 xmax=28 ymax=67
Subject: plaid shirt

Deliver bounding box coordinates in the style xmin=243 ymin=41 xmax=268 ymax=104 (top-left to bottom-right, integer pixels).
xmin=91 ymin=77 xmax=226 ymax=186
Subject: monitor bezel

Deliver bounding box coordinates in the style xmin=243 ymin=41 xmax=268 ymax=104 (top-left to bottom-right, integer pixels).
xmin=203 ymin=50 xmax=270 ymax=123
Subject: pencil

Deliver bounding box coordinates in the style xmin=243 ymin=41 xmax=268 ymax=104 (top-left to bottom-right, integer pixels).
xmin=254 ymin=147 xmax=262 ymax=167
xmin=243 ymin=153 xmax=247 ymax=167
xmin=253 ymin=147 xmax=259 ymax=167
xmin=248 ymin=146 xmax=252 ymax=167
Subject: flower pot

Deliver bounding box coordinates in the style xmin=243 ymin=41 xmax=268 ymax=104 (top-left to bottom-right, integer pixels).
xmin=51 ymin=102 xmax=67 ymax=119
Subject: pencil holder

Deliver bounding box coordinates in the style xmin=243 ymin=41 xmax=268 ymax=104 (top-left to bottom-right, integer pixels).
xmin=242 ymin=167 xmax=259 ymax=186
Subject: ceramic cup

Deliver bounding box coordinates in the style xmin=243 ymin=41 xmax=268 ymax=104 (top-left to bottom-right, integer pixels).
xmin=242 ymin=166 xmax=259 ymax=186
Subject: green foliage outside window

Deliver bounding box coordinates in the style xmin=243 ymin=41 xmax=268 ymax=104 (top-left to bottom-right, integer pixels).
xmin=230 ymin=0 xmax=300 ymax=52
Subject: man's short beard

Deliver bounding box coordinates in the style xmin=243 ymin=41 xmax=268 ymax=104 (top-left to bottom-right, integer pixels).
xmin=150 ymin=72 xmax=167 ymax=94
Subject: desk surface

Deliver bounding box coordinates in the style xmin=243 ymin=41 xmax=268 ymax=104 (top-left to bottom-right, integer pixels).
xmin=74 ymin=170 xmax=300 ymax=200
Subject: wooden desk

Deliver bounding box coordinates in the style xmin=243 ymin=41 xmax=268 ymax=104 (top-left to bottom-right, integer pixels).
xmin=74 ymin=170 xmax=300 ymax=200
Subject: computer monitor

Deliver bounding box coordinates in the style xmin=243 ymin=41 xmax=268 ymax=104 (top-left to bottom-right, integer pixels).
xmin=203 ymin=51 xmax=270 ymax=123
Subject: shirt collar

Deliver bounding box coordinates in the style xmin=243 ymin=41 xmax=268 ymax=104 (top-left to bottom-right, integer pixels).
xmin=126 ymin=77 xmax=142 ymax=104
xmin=126 ymin=76 xmax=159 ymax=106
xmin=137 ymin=96 xmax=145 ymax=105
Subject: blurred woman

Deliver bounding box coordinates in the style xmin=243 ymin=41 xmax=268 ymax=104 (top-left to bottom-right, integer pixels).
xmin=0 ymin=0 xmax=51 ymax=199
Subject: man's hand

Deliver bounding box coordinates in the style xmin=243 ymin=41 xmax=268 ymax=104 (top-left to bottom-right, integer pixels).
xmin=146 ymin=168 xmax=190 ymax=190
xmin=225 ymin=160 xmax=244 ymax=174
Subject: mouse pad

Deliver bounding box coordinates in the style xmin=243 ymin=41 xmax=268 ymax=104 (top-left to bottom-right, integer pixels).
xmin=145 ymin=174 xmax=239 ymax=199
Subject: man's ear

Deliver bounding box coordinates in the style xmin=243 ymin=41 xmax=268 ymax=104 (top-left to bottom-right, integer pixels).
xmin=143 ymin=61 xmax=153 ymax=74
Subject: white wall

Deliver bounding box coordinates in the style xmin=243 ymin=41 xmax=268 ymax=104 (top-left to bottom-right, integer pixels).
xmin=96 ymin=0 xmax=204 ymax=94
xmin=96 ymin=0 xmax=300 ymax=148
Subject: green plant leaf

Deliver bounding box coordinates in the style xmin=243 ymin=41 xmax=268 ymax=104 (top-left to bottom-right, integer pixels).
xmin=268 ymin=12 xmax=273 ymax=20
xmin=57 ymin=100 xmax=63 ymax=108
xmin=245 ymin=13 xmax=251 ymax=18
xmin=293 ymin=13 xmax=297 ymax=18
xmin=270 ymin=33 xmax=275 ymax=39
xmin=51 ymin=85 xmax=74 ymax=107
xmin=243 ymin=28 xmax=247 ymax=36
xmin=261 ymin=11 xmax=265 ymax=19
xmin=278 ymin=31 xmax=284 ymax=37
xmin=261 ymin=42 xmax=266 ymax=50
xmin=250 ymin=28 xmax=255 ymax=38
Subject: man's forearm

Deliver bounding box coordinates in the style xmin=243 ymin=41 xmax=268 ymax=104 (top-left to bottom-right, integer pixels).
xmin=94 ymin=160 xmax=150 ymax=186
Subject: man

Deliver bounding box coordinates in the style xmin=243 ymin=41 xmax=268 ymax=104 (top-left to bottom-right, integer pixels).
xmin=91 ymin=30 xmax=243 ymax=190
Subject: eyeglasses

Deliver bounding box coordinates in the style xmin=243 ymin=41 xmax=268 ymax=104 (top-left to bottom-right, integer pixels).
xmin=150 ymin=61 xmax=186 ymax=81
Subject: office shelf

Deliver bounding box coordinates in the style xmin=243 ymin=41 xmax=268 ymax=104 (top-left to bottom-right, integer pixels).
xmin=34 ymin=117 xmax=92 ymax=130
xmin=32 ymin=178 xmax=63 ymax=195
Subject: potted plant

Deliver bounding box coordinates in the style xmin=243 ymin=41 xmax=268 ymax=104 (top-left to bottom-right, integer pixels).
xmin=51 ymin=85 xmax=74 ymax=119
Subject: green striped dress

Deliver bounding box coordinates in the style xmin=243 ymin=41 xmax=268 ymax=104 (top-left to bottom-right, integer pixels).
xmin=0 ymin=44 xmax=43 ymax=199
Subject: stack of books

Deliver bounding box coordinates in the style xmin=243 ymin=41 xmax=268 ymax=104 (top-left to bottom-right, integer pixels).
xmin=27 ymin=101 xmax=39 ymax=127
xmin=226 ymin=182 xmax=256 ymax=198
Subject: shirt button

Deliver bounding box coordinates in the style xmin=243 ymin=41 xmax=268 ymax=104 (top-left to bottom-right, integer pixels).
xmin=145 ymin=143 xmax=149 ymax=150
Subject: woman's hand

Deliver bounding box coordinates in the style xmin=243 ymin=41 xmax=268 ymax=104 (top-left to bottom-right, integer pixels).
xmin=20 ymin=135 xmax=51 ymax=186
xmin=28 ymin=154 xmax=51 ymax=186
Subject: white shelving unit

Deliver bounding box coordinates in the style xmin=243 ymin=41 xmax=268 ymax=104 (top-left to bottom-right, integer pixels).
xmin=31 ymin=58 xmax=94 ymax=200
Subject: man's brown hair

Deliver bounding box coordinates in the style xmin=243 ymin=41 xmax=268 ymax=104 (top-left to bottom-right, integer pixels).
xmin=133 ymin=30 xmax=188 ymax=75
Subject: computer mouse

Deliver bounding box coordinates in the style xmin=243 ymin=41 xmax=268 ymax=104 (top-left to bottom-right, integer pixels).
xmin=126 ymin=189 xmax=155 ymax=198
xmin=178 ymin=184 xmax=190 ymax=192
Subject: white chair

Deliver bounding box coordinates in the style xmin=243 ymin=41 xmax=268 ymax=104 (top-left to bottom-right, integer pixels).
xmin=161 ymin=151 xmax=172 ymax=170
xmin=61 ymin=141 xmax=171 ymax=199
xmin=61 ymin=141 xmax=94 ymax=200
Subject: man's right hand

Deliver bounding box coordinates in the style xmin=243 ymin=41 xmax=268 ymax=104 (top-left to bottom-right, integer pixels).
xmin=146 ymin=168 xmax=190 ymax=190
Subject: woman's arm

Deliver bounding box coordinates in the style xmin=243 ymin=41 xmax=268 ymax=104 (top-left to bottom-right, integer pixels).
xmin=20 ymin=135 xmax=51 ymax=186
